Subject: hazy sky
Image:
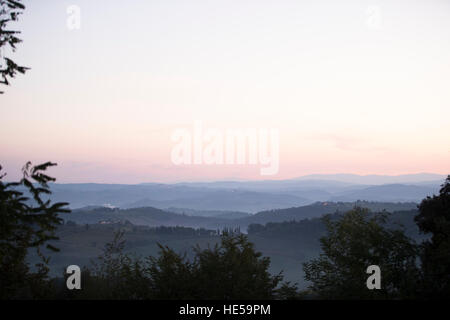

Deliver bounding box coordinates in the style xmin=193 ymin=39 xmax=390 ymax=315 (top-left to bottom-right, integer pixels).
xmin=1 ymin=0 xmax=449 ymax=183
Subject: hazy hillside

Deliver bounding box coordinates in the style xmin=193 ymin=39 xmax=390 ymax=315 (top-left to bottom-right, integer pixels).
xmin=294 ymin=173 xmax=445 ymax=185
xmin=167 ymin=207 xmax=251 ymax=219
xmin=329 ymin=184 xmax=439 ymax=202
xmin=238 ymin=201 xmax=418 ymax=227
xmin=38 ymin=175 xmax=444 ymax=213
xmin=65 ymin=207 xmax=229 ymax=230
xmin=63 ymin=201 xmax=419 ymax=232
xmin=46 ymin=183 xmax=310 ymax=212
xmin=121 ymin=190 xmax=310 ymax=212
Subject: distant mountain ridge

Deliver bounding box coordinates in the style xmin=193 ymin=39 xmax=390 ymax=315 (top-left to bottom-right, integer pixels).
xmin=329 ymin=184 xmax=438 ymax=202
xmin=294 ymin=173 xmax=445 ymax=185
xmin=43 ymin=175 xmax=444 ymax=212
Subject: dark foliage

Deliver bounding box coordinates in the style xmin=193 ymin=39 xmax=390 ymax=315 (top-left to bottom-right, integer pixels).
xmin=63 ymin=231 xmax=297 ymax=300
xmin=0 ymin=0 xmax=28 ymax=93
xmin=303 ymin=208 xmax=420 ymax=299
xmin=415 ymin=176 xmax=450 ymax=298
xmin=0 ymin=162 xmax=70 ymax=299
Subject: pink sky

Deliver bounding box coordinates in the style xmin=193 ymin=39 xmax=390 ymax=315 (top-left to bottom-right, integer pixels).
xmin=1 ymin=0 xmax=449 ymax=183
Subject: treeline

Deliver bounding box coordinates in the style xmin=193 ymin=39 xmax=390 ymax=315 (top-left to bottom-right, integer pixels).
xmin=248 ymin=218 xmax=326 ymax=238
xmin=64 ymin=221 xmax=218 ymax=237
xmin=247 ymin=209 xmax=422 ymax=241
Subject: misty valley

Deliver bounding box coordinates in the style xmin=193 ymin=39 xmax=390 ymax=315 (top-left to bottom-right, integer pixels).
xmin=31 ymin=200 xmax=426 ymax=290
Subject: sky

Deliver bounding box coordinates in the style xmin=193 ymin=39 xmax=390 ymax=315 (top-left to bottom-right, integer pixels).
xmin=1 ymin=0 xmax=449 ymax=183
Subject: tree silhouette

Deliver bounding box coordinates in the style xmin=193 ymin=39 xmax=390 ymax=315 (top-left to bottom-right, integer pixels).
xmin=73 ymin=231 xmax=297 ymax=299
xmin=0 ymin=0 xmax=28 ymax=93
xmin=0 ymin=162 xmax=70 ymax=299
xmin=191 ymin=231 xmax=285 ymax=299
xmin=415 ymin=176 xmax=450 ymax=298
xmin=303 ymin=208 xmax=419 ymax=299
